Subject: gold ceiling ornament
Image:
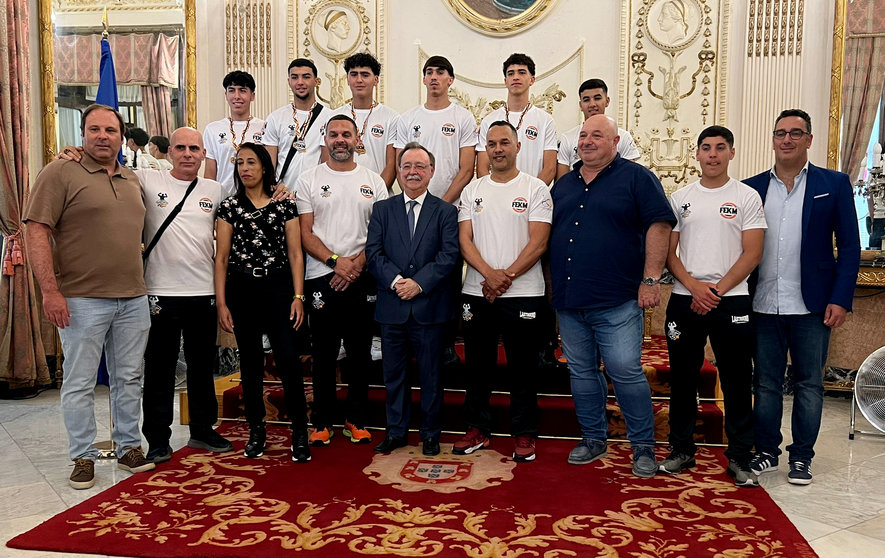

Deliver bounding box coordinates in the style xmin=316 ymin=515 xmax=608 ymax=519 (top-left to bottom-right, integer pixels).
xmin=52 ymin=0 xmax=183 ymax=12
xmin=442 ymin=0 xmax=559 ymax=37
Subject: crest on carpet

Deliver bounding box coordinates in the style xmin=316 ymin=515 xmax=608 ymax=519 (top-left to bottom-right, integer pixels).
xmin=364 ymin=447 xmax=515 ymax=493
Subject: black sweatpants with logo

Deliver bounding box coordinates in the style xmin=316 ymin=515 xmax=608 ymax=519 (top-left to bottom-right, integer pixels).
xmin=664 ymin=293 xmax=755 ymax=463
xmin=460 ymin=294 xmax=545 ymax=437
xmin=142 ymin=295 xmax=218 ymax=450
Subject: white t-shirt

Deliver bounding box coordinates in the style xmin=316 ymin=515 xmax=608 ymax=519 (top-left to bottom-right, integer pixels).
xmin=669 ymin=178 xmax=767 ymax=297
xmin=154 ymin=158 xmax=173 ymax=171
xmin=329 ymin=103 xmax=399 ymax=176
xmin=137 ymin=169 xmax=223 ymax=296
xmin=395 ymin=103 xmax=477 ymax=199
xmin=477 ymin=105 xmax=558 ymax=179
xmin=458 ymin=172 xmax=553 ymax=297
xmin=557 ymin=124 xmax=641 ymax=169
xmin=295 ymin=163 xmax=389 ymax=280
xmin=130 ymin=150 xmax=161 ymax=170
xmin=203 ymin=117 xmax=266 ymax=197
xmin=263 ymin=103 xmax=331 ymax=183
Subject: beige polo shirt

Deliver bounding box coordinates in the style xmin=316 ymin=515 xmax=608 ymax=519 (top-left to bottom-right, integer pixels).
xmin=24 ymin=152 xmax=147 ymax=298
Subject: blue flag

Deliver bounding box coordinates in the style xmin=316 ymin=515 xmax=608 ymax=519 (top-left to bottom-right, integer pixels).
xmin=94 ymin=37 xmax=123 ymax=165
xmin=95 ymin=37 xmax=118 ymax=387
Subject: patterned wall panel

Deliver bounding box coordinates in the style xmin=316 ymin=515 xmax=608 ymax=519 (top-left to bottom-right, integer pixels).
xmin=225 ymin=0 xmax=275 ymax=117
xmin=620 ymin=0 xmax=731 ymax=194
xmin=290 ymin=0 xmax=385 ymax=108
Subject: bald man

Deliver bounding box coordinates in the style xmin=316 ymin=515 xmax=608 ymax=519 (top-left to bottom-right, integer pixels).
xmin=57 ymin=127 xmax=234 ymax=462
xmin=549 ymin=114 xmax=675 ymax=477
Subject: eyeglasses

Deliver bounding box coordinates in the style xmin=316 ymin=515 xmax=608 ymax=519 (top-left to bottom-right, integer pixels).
xmin=772 ymin=129 xmax=810 ymax=140
xmin=400 ymin=163 xmax=429 ymax=171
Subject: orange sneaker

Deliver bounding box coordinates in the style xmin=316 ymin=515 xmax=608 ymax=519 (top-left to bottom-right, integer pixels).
xmin=308 ymin=426 xmax=333 ymax=446
xmin=342 ymin=421 xmax=372 ymax=444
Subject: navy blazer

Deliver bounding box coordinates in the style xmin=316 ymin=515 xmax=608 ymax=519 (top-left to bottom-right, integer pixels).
xmin=744 ymin=163 xmax=860 ymax=313
xmin=366 ymin=192 xmax=460 ymax=325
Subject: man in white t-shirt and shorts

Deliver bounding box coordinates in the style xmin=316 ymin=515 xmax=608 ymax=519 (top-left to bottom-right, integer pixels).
xmin=659 ymin=125 xmax=766 ymax=487
xmin=476 ymin=53 xmax=557 ymax=185
xmin=296 ymin=115 xmax=389 ymax=447
xmin=330 ymin=53 xmax=399 ymax=190
xmin=452 ymin=121 xmax=552 ymax=463
xmin=263 ymin=58 xmax=331 ymax=186
xmin=556 ymin=78 xmax=640 ymax=180
xmin=203 ymin=71 xmax=266 ymax=197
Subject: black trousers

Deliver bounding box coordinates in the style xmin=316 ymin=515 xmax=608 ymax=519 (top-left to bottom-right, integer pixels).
xmin=226 ymin=272 xmax=308 ymax=429
xmin=380 ymin=319 xmax=445 ymax=439
xmin=665 ymin=294 xmax=755 ymax=462
xmin=305 ymin=273 xmax=375 ymax=429
xmin=142 ymin=295 xmax=218 ymax=449
xmin=461 ymin=294 xmax=544 ymax=437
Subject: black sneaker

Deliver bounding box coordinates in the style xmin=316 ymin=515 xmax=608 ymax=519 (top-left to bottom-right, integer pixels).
xmin=788 ymin=460 xmax=813 ymax=485
xmin=292 ymin=429 xmax=311 ymax=463
xmin=244 ymin=423 xmax=266 ymax=459
xmin=727 ymin=459 xmax=759 ymax=487
xmin=658 ymin=452 xmax=695 ymax=474
xmin=188 ymin=429 xmax=234 ymax=453
xmin=146 ymin=445 xmax=173 ymax=464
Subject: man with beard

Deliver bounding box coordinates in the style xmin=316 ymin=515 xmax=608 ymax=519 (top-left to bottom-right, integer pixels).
xmin=295 ymin=115 xmax=389 ymax=446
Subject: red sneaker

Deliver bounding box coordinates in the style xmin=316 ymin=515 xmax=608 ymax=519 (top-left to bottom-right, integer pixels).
xmin=512 ymin=435 xmax=536 ymax=462
xmin=452 ymin=427 xmax=490 ymax=455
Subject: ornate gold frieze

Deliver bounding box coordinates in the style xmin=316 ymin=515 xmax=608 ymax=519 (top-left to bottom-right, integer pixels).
xmin=449 ymin=83 xmax=566 ymax=126
xmin=442 ymin=0 xmax=559 ymax=37
xmin=53 ymin=0 xmax=182 ymax=11
xmin=857 ymin=269 xmax=885 ymax=287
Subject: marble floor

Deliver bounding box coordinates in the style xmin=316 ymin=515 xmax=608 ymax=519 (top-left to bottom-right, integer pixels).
xmin=1 ymin=388 xmax=884 ymax=557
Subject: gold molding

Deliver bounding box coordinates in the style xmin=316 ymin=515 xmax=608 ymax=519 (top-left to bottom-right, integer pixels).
xmin=442 ymin=0 xmax=558 ymax=37
xmin=52 ymin=0 xmax=182 ymax=12
xmin=39 ymin=0 xmax=198 ymax=156
xmin=38 ymin=0 xmax=56 ymax=165
xmin=827 ymin=0 xmax=845 ymax=170
xmin=857 ymin=268 xmax=885 ymax=287
xmin=185 ymin=0 xmax=196 ymax=128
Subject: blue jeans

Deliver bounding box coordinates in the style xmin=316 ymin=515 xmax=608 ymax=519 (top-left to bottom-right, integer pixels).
xmin=58 ymin=297 xmax=150 ymax=460
xmin=753 ymin=312 xmax=830 ymax=461
xmin=558 ymin=301 xmax=655 ymax=447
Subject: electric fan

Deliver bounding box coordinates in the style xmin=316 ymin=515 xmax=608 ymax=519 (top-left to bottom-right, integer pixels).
xmin=849 ymin=346 xmax=885 ymax=439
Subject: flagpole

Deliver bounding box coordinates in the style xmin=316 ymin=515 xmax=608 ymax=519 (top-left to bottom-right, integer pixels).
xmin=92 ymin=6 xmax=117 ymax=460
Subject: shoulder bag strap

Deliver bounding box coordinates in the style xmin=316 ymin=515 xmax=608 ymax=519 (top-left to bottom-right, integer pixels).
xmin=143 ymin=177 xmax=199 ymax=262
xmin=276 ymin=102 xmax=324 ymax=183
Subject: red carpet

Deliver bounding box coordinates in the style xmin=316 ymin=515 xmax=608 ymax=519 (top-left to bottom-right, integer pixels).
xmin=8 ymin=423 xmax=817 ymax=558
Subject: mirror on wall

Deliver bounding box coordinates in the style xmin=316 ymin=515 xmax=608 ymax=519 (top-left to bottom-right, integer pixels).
xmin=38 ymin=0 xmax=196 ymax=164
xmin=829 ymin=0 xmax=885 ymax=257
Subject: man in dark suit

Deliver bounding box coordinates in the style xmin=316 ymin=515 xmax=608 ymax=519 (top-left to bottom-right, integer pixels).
xmin=366 ymin=142 xmax=460 ymax=456
xmin=745 ymin=109 xmax=860 ymax=485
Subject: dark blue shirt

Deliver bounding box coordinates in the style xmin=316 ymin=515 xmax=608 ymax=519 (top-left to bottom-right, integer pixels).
xmin=550 ymin=155 xmax=675 ymax=310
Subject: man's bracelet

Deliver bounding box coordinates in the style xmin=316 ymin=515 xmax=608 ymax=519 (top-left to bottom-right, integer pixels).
xmin=293 ymin=294 xmax=305 ymax=301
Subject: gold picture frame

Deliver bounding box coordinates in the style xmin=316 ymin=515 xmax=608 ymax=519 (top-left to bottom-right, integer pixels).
xmin=37 ymin=0 xmax=197 ymax=165
xmin=443 ymin=0 xmax=558 ymax=37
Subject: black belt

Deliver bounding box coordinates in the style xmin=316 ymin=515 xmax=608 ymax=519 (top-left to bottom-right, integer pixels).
xmin=229 ymin=266 xmax=289 ymax=279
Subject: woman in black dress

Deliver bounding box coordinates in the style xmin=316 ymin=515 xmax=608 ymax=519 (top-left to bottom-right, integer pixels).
xmin=214 ymin=142 xmax=310 ymax=462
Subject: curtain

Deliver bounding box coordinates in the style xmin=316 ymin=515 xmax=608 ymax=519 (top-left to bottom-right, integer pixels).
xmin=54 ymin=33 xmax=180 ymax=87
xmin=141 ymin=85 xmax=173 ymax=137
xmin=839 ymin=0 xmax=885 ymax=180
xmin=0 ymin=0 xmax=50 ymax=389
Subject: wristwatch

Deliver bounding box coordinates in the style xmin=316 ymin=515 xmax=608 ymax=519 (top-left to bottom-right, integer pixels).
xmin=325 ymin=254 xmax=339 ymax=268
xmin=641 ymin=277 xmax=661 ymax=286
